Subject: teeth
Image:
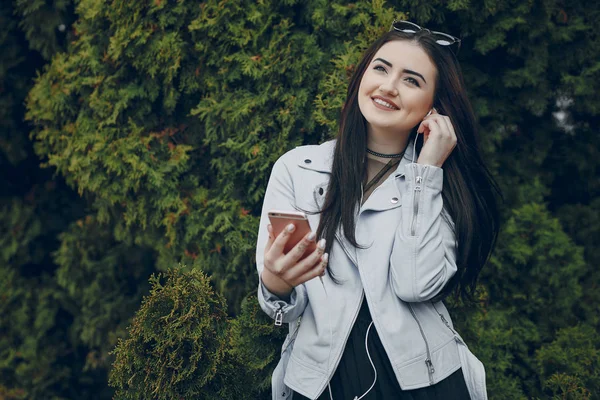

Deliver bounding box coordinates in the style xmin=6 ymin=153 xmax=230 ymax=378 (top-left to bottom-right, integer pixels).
xmin=373 ymin=98 xmax=397 ymax=109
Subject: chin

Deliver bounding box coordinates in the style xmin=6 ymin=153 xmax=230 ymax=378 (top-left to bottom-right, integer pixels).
xmin=365 ymin=118 xmax=415 ymax=135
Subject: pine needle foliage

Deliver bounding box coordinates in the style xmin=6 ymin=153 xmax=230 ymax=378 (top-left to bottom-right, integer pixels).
xmin=536 ymin=325 xmax=599 ymax=399
xmin=2 ymin=0 xmax=599 ymax=398
xmin=109 ymin=266 xmax=230 ymax=399
xmin=108 ymin=266 xmax=286 ymax=399
xmin=468 ymin=203 xmax=588 ymax=398
xmin=228 ymin=294 xmax=289 ymax=395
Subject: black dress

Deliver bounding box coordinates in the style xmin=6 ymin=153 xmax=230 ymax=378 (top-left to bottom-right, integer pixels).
xmin=292 ymin=297 xmax=471 ymax=400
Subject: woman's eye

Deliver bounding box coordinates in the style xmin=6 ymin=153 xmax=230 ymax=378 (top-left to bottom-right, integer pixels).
xmin=374 ymin=65 xmax=387 ymax=72
xmin=405 ymin=77 xmax=420 ymax=87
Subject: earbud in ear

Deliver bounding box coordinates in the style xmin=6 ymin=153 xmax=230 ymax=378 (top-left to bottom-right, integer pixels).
xmin=426 ymin=107 xmax=437 ymax=117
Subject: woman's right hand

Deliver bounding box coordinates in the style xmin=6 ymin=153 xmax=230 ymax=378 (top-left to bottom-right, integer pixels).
xmin=262 ymin=223 xmax=329 ymax=293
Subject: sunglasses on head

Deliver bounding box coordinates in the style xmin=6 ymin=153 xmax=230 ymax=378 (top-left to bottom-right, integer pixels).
xmin=389 ymin=20 xmax=461 ymax=55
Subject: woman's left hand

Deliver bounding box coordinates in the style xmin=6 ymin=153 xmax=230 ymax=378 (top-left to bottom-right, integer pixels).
xmin=416 ymin=108 xmax=457 ymax=168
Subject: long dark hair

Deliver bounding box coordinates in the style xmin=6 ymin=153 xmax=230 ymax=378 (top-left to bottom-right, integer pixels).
xmin=315 ymin=29 xmax=502 ymax=302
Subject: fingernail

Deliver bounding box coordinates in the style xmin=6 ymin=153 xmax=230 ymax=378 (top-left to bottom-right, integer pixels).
xmin=318 ymin=239 xmax=326 ymax=249
xmin=323 ymin=253 xmax=329 ymax=262
xmin=308 ymin=232 xmax=316 ymax=240
xmin=267 ymin=224 xmax=272 ymax=232
xmin=286 ymin=223 xmax=295 ymax=232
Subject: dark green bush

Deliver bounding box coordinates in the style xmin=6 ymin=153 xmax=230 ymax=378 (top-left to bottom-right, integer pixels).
xmin=2 ymin=0 xmax=599 ymax=398
xmin=109 ymin=266 xmax=230 ymax=399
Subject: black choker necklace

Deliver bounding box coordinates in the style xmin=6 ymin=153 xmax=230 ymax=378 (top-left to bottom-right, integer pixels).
xmin=366 ymin=147 xmax=405 ymax=159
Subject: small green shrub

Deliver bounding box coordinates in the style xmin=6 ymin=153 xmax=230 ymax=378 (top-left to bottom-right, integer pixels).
xmin=109 ymin=266 xmax=230 ymax=399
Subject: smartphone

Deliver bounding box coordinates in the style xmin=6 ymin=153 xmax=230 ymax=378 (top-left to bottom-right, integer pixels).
xmin=268 ymin=210 xmax=317 ymax=260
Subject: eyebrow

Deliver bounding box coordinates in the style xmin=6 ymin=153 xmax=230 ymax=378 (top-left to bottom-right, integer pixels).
xmin=372 ymin=58 xmax=427 ymax=84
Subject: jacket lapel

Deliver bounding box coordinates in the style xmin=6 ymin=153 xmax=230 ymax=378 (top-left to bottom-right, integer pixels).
xmin=359 ymin=177 xmax=403 ymax=213
xmin=360 ymin=146 xmax=415 ymax=213
xmin=301 ymin=137 xmax=418 ymax=214
xmin=297 ymin=140 xmax=336 ymax=174
xmin=297 ymin=135 xmax=416 ymax=176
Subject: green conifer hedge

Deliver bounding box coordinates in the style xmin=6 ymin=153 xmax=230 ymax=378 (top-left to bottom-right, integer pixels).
xmin=1 ymin=0 xmax=599 ymax=398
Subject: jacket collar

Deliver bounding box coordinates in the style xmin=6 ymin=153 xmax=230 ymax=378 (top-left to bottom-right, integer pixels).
xmin=297 ymin=137 xmax=417 ymax=178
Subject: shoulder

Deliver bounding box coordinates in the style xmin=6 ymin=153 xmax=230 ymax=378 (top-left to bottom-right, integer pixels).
xmin=275 ymin=139 xmax=336 ymax=174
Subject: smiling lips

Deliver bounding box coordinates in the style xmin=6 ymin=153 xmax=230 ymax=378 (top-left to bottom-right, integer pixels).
xmin=371 ymin=96 xmax=399 ymax=111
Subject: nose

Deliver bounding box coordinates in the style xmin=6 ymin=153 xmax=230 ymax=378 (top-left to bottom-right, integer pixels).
xmin=379 ymin=80 xmax=398 ymax=97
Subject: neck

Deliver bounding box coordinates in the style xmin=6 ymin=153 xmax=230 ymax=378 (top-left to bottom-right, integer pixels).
xmin=366 ymin=129 xmax=410 ymax=158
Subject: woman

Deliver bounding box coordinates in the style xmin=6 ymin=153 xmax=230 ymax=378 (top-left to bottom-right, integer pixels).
xmin=256 ymin=20 xmax=501 ymax=400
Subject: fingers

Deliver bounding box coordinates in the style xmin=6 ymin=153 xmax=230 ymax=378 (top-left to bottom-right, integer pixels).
xmin=297 ymin=251 xmax=329 ymax=283
xmin=318 ymin=253 xmax=329 ymax=277
xmin=281 ymin=236 xmax=327 ymax=286
xmin=268 ymin=222 xmax=296 ymax=257
xmin=418 ymin=118 xmax=436 ymax=134
xmin=282 ymin=232 xmax=320 ymax=266
xmin=264 ymin=224 xmax=330 ymax=286
xmin=265 ymin=224 xmax=274 ymax=250
xmin=427 ymin=109 xmax=454 ymax=135
xmin=266 ymin=225 xmax=320 ymax=277
xmin=419 ymin=113 xmax=455 ymax=143
xmin=439 ymin=115 xmax=457 ymax=143
xmin=416 ymin=110 xmax=457 ymax=167
xmin=417 ymin=119 xmax=442 ymax=145
xmin=264 ymin=223 xmax=297 ymax=276
xmin=287 ymin=237 xmax=326 ymax=275
xmin=418 ymin=108 xmax=439 ymax=135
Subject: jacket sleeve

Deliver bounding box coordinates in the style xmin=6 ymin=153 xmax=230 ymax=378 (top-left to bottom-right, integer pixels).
xmin=389 ymin=162 xmax=458 ymax=302
xmin=256 ymin=152 xmax=308 ymax=324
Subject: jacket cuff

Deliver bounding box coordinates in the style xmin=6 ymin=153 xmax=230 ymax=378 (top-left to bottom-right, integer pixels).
xmin=257 ymin=271 xmax=308 ymax=325
xmin=404 ymin=162 xmax=444 ymax=193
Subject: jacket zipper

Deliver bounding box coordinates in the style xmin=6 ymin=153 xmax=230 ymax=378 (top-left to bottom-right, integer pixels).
xmin=410 ymin=171 xmax=423 ymax=236
xmin=431 ymin=302 xmax=470 ymax=349
xmin=275 ymin=304 xmax=284 ymax=326
xmin=408 ymin=303 xmax=435 ymax=384
xmin=431 ymin=303 xmax=451 ymax=330
xmin=440 ymin=313 xmax=452 ymax=331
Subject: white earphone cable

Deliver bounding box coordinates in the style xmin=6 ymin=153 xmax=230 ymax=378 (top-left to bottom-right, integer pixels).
xmin=412 ymin=129 xmax=419 ymax=164
xmin=354 ymin=321 xmax=377 ymax=400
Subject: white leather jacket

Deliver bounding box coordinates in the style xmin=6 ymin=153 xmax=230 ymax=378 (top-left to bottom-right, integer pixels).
xmin=256 ymin=137 xmax=488 ymax=399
